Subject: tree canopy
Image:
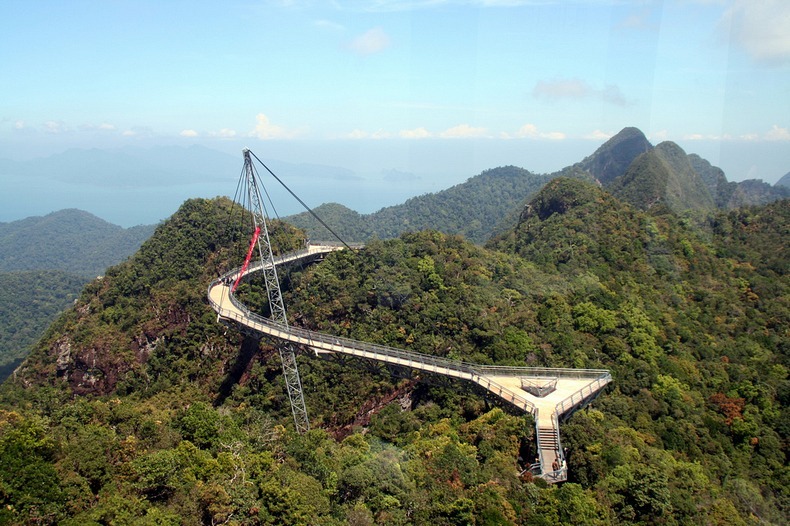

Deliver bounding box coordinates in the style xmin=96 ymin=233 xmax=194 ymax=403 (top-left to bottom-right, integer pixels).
xmin=0 ymin=185 xmax=787 ymax=524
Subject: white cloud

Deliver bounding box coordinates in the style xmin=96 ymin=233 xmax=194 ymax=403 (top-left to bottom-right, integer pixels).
xmin=371 ymin=129 xmax=391 ymax=139
xmin=249 ymin=113 xmax=298 ymax=139
xmin=533 ymin=78 xmax=588 ymax=99
xmin=314 ymin=19 xmax=344 ymax=31
xmin=346 ymin=128 xmax=392 ymax=139
xmin=684 ymin=133 xmax=738 ymax=142
xmin=718 ymin=126 xmax=789 ymax=142
xmin=533 ymin=77 xmax=628 ymax=106
xmin=513 ymin=123 xmax=565 ymax=140
xmin=650 ymin=130 xmax=669 ymax=142
xmin=348 ymin=27 xmax=391 ymax=55
xmin=122 ymin=130 xmax=137 ymax=137
xmin=721 ymin=0 xmax=790 ymax=65
xmin=78 ymin=122 xmax=118 ymax=132
xmin=347 ymin=129 xmax=369 ymax=139
xmin=541 ymin=131 xmax=566 ymax=140
xmin=515 ymin=123 xmax=539 ymax=138
xmin=14 ymin=120 xmax=25 ymax=129
xmin=439 ymin=124 xmax=488 ymax=138
xmin=215 ymin=128 xmax=237 ymax=138
xmin=584 ymin=129 xmax=612 ymax=141
xmin=765 ymin=124 xmax=790 ymax=141
xmin=599 ymin=85 xmax=627 ymax=106
xmin=180 ymin=129 xmax=199 ymax=137
xmin=399 ymin=127 xmax=431 ymax=139
xmin=43 ymin=120 xmax=68 ymax=134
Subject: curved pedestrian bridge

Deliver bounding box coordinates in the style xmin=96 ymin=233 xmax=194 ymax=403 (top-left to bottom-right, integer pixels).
xmin=208 ymin=244 xmax=611 ymax=482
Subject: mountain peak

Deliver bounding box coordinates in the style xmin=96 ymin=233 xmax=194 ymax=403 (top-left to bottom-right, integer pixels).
xmin=518 ymin=177 xmax=604 ymax=223
xmin=609 ymin=140 xmax=715 ymax=212
xmin=579 ymin=127 xmax=653 ymax=186
xmin=0 ymin=208 xmax=155 ymax=277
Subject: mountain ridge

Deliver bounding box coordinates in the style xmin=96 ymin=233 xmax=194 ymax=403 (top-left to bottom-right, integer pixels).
xmin=286 ymin=127 xmax=787 ymax=243
xmin=0 ymin=209 xmax=156 ymax=382
xmin=607 ymin=141 xmax=716 ymax=212
xmin=0 ymin=208 xmax=155 ymax=277
xmin=286 ymin=165 xmax=555 ymax=244
xmin=2 ymin=187 xmax=787 ymax=523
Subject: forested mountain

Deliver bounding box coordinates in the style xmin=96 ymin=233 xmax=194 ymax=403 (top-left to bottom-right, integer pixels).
xmin=775 ymin=172 xmax=790 ymax=188
xmin=571 ymin=129 xmax=787 ymax=212
xmin=0 ymin=271 xmax=86 ymax=381
xmin=688 ymin=154 xmax=790 ymax=209
xmin=286 ymin=166 xmax=553 ymax=244
xmin=286 ymin=128 xmax=786 ymax=245
xmin=1 ymin=187 xmax=787 ymax=524
xmin=0 ymin=209 xmax=154 ymax=277
xmin=576 ymin=126 xmax=652 ymax=186
xmin=0 ymin=210 xmax=155 ymax=382
xmin=607 ymin=141 xmax=716 ymax=212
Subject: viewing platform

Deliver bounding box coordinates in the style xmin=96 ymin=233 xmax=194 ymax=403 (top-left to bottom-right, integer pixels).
xmin=208 ymin=244 xmax=611 ymax=482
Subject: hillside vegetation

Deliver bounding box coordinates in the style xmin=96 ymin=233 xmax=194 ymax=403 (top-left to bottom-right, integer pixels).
xmin=0 ymin=271 xmax=85 ymax=380
xmin=285 ymin=127 xmax=787 ymax=244
xmin=0 ymin=209 xmax=154 ymax=278
xmin=0 ymin=210 xmax=155 ymax=382
xmin=286 ymin=166 xmax=553 ymax=244
xmin=0 ymin=183 xmax=787 ymax=524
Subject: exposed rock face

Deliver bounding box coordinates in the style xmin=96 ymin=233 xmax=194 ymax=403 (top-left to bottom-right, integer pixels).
xmin=54 ymin=337 xmax=72 ymax=378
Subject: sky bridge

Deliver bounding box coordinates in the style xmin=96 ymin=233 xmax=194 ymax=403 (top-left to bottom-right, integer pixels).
xmin=208 ymin=243 xmax=611 ymax=483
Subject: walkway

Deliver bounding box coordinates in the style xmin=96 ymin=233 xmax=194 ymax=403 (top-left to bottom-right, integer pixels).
xmin=208 ymin=244 xmax=611 ymax=482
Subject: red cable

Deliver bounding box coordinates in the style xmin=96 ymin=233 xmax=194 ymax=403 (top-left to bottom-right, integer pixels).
xmin=232 ymin=226 xmax=261 ymax=292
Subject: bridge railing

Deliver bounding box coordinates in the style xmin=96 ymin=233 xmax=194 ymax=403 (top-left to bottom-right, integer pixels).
xmin=212 ymin=246 xmax=642 ymax=417
xmin=209 ymin=274 xmax=538 ymax=415
xmin=474 ymin=365 xmax=610 ymax=380
xmin=209 ymin=244 xmax=612 ymax=485
xmin=469 ymin=374 xmax=539 ymax=416
xmin=554 ymin=374 xmax=612 ymax=420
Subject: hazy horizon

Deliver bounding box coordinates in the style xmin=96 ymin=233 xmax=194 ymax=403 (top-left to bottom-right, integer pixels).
xmin=0 ymin=133 xmax=786 ymax=228
xmin=2 ymin=1 xmax=788 ymax=226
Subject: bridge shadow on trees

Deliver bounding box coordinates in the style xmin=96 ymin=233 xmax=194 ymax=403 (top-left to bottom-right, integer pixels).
xmin=214 ymin=334 xmax=261 ymax=407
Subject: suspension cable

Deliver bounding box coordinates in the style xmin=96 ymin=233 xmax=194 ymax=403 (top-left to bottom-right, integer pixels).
xmin=247 ymin=150 xmax=352 ymax=250
xmin=246 ymin=160 xmax=281 ymax=220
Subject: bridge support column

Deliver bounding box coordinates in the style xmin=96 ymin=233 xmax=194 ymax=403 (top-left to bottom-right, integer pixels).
xmin=278 ymin=342 xmax=310 ymax=434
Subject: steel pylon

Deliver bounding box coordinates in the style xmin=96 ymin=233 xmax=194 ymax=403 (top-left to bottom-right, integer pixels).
xmin=241 ymin=148 xmax=309 ymax=433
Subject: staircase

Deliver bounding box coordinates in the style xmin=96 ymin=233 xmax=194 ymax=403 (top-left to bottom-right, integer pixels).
xmin=537 ymin=424 xmax=567 ymax=483
xmin=209 ymin=243 xmax=612 ymax=485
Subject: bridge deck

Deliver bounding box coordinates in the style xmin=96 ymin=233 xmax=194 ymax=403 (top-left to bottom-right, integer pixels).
xmin=208 ymin=244 xmax=611 ymax=482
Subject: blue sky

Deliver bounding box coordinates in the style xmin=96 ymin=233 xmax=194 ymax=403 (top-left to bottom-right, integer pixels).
xmin=1 ymin=0 xmax=789 ymax=224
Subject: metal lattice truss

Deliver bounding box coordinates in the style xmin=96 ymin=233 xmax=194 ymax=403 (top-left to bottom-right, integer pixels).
xmin=215 ymin=150 xmax=611 ymax=480
xmin=241 ymin=149 xmax=310 ymax=433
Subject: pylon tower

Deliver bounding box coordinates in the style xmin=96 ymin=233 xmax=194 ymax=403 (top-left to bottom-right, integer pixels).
xmin=240 ymin=148 xmax=309 ymax=433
